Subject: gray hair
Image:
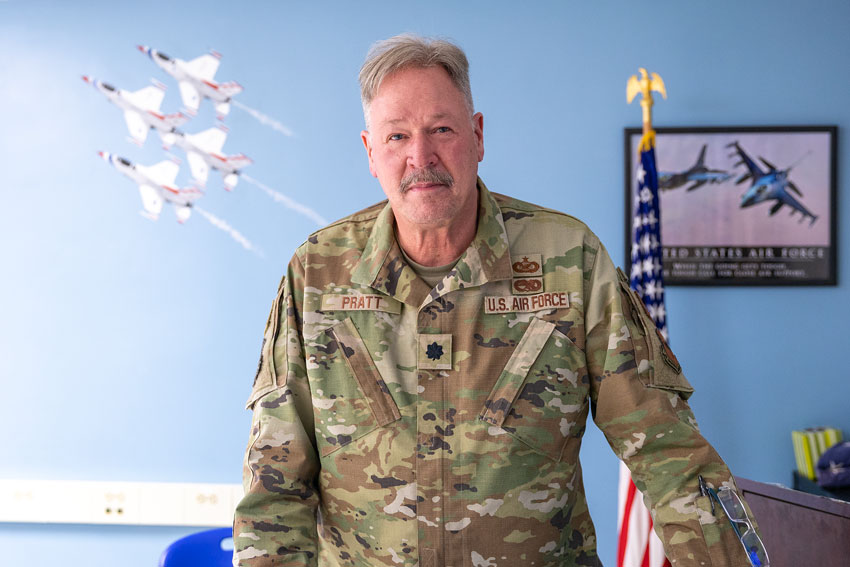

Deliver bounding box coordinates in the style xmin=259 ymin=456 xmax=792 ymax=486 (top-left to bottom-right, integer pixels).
xmin=359 ymin=34 xmax=474 ymax=128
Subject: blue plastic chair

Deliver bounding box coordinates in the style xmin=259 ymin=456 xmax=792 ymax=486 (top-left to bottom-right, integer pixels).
xmin=159 ymin=527 xmax=234 ymax=567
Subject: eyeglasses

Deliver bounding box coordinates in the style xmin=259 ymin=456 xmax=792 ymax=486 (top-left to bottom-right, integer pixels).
xmin=702 ymin=480 xmax=770 ymax=567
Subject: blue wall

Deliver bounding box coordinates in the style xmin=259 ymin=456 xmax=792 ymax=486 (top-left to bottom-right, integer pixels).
xmin=1 ymin=1 xmax=848 ymax=565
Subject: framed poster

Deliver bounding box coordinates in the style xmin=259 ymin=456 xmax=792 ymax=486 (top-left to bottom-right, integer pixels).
xmin=624 ymin=126 xmax=837 ymax=285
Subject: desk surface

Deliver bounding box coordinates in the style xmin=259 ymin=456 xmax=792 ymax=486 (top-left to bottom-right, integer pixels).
xmin=736 ymin=476 xmax=850 ymax=567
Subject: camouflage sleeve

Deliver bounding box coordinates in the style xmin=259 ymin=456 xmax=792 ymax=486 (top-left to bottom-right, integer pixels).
xmin=233 ymin=254 xmax=320 ymax=567
xmin=584 ymin=242 xmax=758 ymax=567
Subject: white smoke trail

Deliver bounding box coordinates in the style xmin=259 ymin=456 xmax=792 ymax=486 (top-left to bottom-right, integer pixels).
xmin=232 ymin=100 xmax=295 ymax=137
xmin=195 ymin=206 xmax=264 ymax=257
xmin=242 ymin=174 xmax=328 ymax=227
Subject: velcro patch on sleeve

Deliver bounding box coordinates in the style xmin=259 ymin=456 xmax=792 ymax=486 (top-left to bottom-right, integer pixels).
xmin=484 ymin=292 xmax=569 ymax=314
xmin=321 ymin=294 xmax=401 ymax=314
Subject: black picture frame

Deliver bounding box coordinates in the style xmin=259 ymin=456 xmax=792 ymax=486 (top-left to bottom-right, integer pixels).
xmin=624 ymin=126 xmax=838 ymax=286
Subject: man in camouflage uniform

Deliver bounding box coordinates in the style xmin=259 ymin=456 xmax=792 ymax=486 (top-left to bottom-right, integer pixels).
xmin=234 ymin=34 xmax=760 ymax=567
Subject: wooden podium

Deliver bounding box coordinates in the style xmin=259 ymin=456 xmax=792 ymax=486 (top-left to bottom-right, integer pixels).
xmin=736 ymin=476 xmax=850 ymax=566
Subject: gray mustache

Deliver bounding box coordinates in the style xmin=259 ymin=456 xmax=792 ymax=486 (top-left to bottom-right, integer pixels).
xmin=399 ymin=167 xmax=454 ymax=193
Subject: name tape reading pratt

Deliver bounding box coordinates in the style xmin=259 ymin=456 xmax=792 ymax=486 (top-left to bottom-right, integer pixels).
xmin=321 ymin=294 xmax=402 ymax=314
xmin=484 ymin=292 xmax=569 ymax=314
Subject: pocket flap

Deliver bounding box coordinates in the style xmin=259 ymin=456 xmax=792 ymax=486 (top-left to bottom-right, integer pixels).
xmin=327 ymin=318 xmax=401 ymax=427
xmin=479 ymin=316 xmax=556 ymax=428
xmin=246 ymin=283 xmax=287 ymax=410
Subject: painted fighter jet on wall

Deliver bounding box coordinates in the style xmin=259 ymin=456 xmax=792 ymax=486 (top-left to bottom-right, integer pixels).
xmin=658 ymin=144 xmax=731 ymax=192
xmin=83 ymin=76 xmax=188 ymax=145
xmin=99 ymin=151 xmax=202 ymax=223
xmin=166 ymin=127 xmax=252 ymax=191
xmin=138 ymin=45 xmax=243 ymax=118
xmin=726 ymin=141 xmax=818 ymax=225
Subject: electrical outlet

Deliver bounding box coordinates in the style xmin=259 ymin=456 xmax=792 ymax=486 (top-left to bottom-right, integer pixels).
xmin=0 ymin=479 xmax=241 ymax=526
xmin=91 ymin=483 xmax=139 ymax=524
xmin=183 ymin=484 xmax=233 ymax=526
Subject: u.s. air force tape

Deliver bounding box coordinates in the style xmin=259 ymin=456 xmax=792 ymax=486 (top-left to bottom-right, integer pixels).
xmin=321 ymin=294 xmax=402 ymax=314
xmin=484 ymin=292 xmax=569 ymax=314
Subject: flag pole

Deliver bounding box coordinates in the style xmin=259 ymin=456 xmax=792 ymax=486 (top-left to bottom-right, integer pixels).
xmin=618 ymin=68 xmax=671 ymax=567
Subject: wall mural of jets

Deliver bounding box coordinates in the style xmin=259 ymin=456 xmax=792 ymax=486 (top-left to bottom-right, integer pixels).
xmin=138 ymin=45 xmax=243 ymax=119
xmin=99 ymin=151 xmax=202 ymax=223
xmin=658 ymin=144 xmax=731 ymax=192
xmin=165 ymin=126 xmax=253 ymax=191
xmin=83 ymin=76 xmax=189 ymax=146
xmin=726 ymin=141 xmax=818 ymax=226
xmin=86 ymin=44 xmax=320 ymax=252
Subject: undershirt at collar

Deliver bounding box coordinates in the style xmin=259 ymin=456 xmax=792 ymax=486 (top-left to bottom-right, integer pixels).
xmin=399 ymin=245 xmax=460 ymax=289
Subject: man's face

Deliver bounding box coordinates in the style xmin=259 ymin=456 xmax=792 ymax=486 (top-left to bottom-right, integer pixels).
xmin=361 ymin=66 xmax=484 ymax=228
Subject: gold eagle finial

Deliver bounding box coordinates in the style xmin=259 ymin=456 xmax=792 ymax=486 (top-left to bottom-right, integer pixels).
xmin=627 ymin=68 xmax=666 ymax=134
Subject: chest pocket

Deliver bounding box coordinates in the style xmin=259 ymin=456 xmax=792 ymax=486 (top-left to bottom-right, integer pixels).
xmin=479 ymin=316 xmax=589 ymax=462
xmin=308 ymin=317 xmax=401 ymax=457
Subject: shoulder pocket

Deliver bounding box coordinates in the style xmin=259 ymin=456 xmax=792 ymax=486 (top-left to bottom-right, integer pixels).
xmin=616 ymin=269 xmax=694 ymax=399
xmin=246 ymin=281 xmax=287 ymax=410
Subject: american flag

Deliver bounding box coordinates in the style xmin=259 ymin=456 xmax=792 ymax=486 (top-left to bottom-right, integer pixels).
xmin=617 ymin=132 xmax=671 ymax=567
xmin=629 ymin=136 xmax=667 ymax=338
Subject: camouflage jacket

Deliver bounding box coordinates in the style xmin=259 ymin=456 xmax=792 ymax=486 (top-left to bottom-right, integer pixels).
xmin=234 ymin=179 xmax=753 ymax=566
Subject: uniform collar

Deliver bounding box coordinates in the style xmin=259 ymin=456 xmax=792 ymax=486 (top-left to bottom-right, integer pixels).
xmin=351 ymin=178 xmax=512 ymax=308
